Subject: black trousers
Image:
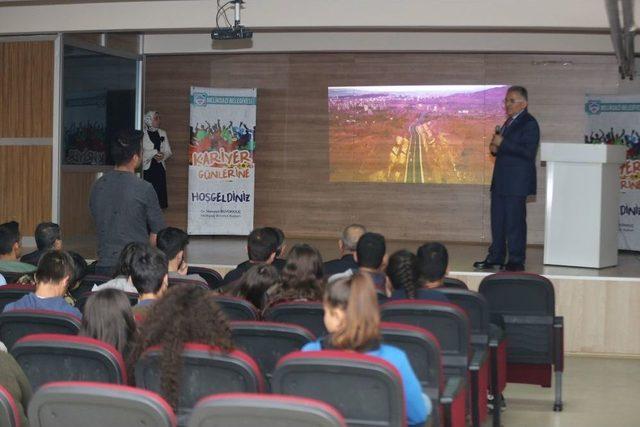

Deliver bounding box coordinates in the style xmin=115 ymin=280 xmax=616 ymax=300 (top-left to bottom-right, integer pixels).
xmin=144 ymin=160 xmax=168 ymax=209
xmin=487 ymin=192 xmax=527 ymax=265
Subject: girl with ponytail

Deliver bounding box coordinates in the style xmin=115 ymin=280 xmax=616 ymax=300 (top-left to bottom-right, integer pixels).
xmin=302 ymin=272 xmax=430 ymax=426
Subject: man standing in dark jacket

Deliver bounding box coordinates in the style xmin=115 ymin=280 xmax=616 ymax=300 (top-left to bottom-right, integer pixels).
xmin=474 ymin=86 xmax=540 ymax=272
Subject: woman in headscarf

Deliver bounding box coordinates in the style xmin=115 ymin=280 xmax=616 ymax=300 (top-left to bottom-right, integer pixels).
xmin=142 ymin=111 xmax=172 ymax=209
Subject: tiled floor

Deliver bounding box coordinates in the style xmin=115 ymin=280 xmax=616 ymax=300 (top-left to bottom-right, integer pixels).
xmin=498 ymin=356 xmax=640 ymax=427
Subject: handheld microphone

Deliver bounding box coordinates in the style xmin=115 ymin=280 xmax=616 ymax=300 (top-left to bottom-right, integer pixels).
xmin=495 ymin=125 xmax=501 ymax=135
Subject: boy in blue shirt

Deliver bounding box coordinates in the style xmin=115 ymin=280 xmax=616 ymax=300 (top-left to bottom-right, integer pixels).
xmin=4 ymin=250 xmax=81 ymax=318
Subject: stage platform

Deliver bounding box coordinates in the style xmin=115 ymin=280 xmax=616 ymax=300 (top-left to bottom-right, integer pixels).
xmin=65 ymin=236 xmax=640 ymax=358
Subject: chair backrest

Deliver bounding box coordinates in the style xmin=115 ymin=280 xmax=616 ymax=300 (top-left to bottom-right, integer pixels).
xmin=273 ymin=350 xmax=406 ymax=427
xmin=11 ymin=334 xmax=127 ymax=391
xmin=186 ymin=266 xmax=223 ymax=290
xmin=75 ymin=291 xmax=138 ymax=314
xmin=436 ymin=289 xmax=490 ymax=346
xmin=0 ymin=384 xmax=20 ymax=427
xmin=0 ymin=310 xmax=81 ymax=350
xmin=188 ymin=393 xmax=347 ymax=427
xmin=479 ymin=273 xmax=556 ymax=363
xmin=263 ymin=302 xmax=327 ymax=338
xmin=213 ymin=295 xmax=260 ymax=321
xmin=0 ymin=284 xmax=35 ymax=313
xmin=27 ymin=381 xmax=176 ymax=427
xmin=0 ymin=272 xmax=28 ymax=284
xmin=380 ymin=300 xmax=470 ymax=377
xmin=380 ymin=322 xmax=443 ymax=399
xmin=168 ymin=277 xmax=210 ymax=290
xmin=230 ymin=321 xmax=315 ymax=379
xmin=442 ymin=277 xmax=468 ymax=289
xmin=79 ymin=274 xmax=111 ymax=289
xmin=135 ymin=344 xmax=264 ymax=416
xmin=70 ymin=275 xmax=112 ymax=300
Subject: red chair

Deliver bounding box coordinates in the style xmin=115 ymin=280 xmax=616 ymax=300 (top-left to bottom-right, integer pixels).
xmin=230 ymin=321 xmax=315 ymax=381
xmin=381 ymin=300 xmax=483 ymax=427
xmin=0 ymin=384 xmax=20 ymax=427
xmin=213 ymin=295 xmax=260 ymax=321
xmin=263 ymin=301 xmax=327 ymax=338
xmin=27 ymin=381 xmax=176 ymax=427
xmin=479 ymin=273 xmax=564 ymax=413
xmin=11 ymin=333 xmax=127 ymax=391
xmin=186 ymin=266 xmax=223 ymax=290
xmin=75 ymin=291 xmax=138 ymax=314
xmin=273 ymin=350 xmax=407 ymax=427
xmin=381 ymin=322 xmax=466 ymax=427
xmin=188 ymin=393 xmax=347 ymax=427
xmin=437 ymin=288 xmax=505 ymax=426
xmin=0 ymin=310 xmax=81 ymax=351
xmin=135 ymin=344 xmax=265 ymax=419
xmin=442 ymin=278 xmax=468 ymax=290
xmin=0 ymin=284 xmax=35 ymax=312
xmin=168 ymin=277 xmax=209 ymax=290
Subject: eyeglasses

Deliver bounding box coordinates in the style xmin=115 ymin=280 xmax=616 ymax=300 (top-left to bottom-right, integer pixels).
xmin=503 ymin=99 xmax=524 ymax=105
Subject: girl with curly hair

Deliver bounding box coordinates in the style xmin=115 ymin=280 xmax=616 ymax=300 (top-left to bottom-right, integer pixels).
xmin=127 ymin=284 xmax=233 ymax=411
xmin=266 ymin=243 xmax=324 ymax=307
xmin=386 ymin=250 xmax=448 ymax=302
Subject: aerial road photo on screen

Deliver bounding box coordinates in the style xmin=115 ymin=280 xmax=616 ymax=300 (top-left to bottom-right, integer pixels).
xmin=328 ymin=85 xmax=508 ymax=184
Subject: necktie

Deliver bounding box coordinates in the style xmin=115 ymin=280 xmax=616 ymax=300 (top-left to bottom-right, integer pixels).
xmin=501 ymin=116 xmax=513 ymax=135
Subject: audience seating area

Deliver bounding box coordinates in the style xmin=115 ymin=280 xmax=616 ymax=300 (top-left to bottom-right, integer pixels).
xmin=0 ymin=385 xmax=20 ymax=427
xmin=11 ymin=334 xmax=127 ymax=390
xmin=0 ymin=310 xmax=81 ymax=350
xmin=0 ymin=264 xmax=566 ymax=427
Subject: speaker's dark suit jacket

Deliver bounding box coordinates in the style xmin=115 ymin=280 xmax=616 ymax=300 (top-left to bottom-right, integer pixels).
xmin=488 ymin=109 xmax=540 ymax=265
xmin=491 ymin=110 xmax=540 ymax=196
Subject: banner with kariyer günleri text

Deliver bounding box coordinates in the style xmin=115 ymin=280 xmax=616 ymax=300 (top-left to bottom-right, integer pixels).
xmin=188 ymin=87 xmax=257 ymax=235
xmin=585 ymin=94 xmax=640 ymax=250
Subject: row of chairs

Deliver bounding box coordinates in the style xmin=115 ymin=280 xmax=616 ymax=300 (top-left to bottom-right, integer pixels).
xmin=0 ymin=272 xmax=564 ymax=427
xmin=5 ymin=383 xmax=348 ymax=427
xmin=4 ymin=333 xmax=418 ymax=427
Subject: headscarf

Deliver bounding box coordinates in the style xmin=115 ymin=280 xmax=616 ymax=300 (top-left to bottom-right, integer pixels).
xmin=144 ymin=111 xmax=159 ymax=132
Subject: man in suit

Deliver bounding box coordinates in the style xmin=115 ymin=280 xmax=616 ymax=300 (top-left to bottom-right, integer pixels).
xmin=474 ymin=86 xmax=540 ymax=272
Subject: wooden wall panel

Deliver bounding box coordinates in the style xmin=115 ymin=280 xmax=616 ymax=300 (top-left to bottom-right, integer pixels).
xmin=0 ymin=41 xmax=54 ymax=138
xmin=145 ymin=53 xmax=620 ymax=242
xmin=60 ymin=171 xmax=99 ymax=239
xmin=0 ymin=146 xmax=52 ymax=234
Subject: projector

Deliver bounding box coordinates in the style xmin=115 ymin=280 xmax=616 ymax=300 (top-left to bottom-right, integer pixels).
xmin=211 ymin=26 xmax=253 ymax=41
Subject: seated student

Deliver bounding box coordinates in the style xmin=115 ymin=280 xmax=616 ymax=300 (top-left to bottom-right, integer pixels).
xmin=329 ymin=232 xmax=392 ymax=297
xmin=156 ymin=227 xmax=207 ymax=286
xmin=233 ymin=264 xmax=281 ymax=311
xmin=20 ymin=222 xmax=62 ymax=266
xmin=416 ymin=242 xmax=452 ymax=290
xmin=130 ymin=244 xmax=169 ymax=318
xmin=302 ymin=273 xmax=430 ymax=427
xmin=80 ymin=288 xmax=137 ymax=358
xmin=263 ymin=227 xmax=287 ymax=271
xmin=66 ymin=251 xmax=89 ymax=301
xmin=0 ymin=221 xmax=36 ymax=275
xmin=0 ymin=351 xmax=32 ymax=427
xmin=92 ymin=242 xmax=142 ymax=294
xmin=266 ymin=244 xmax=324 ymax=307
xmin=127 ymin=285 xmax=233 ymax=412
xmin=3 ymin=250 xmax=82 ymax=318
xmin=221 ymin=227 xmax=279 ymax=287
xmin=386 ymin=250 xmax=448 ymax=302
xmin=323 ymin=224 xmax=366 ymax=277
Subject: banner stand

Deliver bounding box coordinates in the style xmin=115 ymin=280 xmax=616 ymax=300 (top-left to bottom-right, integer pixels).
xmin=188 ymin=87 xmax=257 ymax=235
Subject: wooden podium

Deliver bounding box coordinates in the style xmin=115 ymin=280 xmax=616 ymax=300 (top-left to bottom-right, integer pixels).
xmin=541 ymin=143 xmax=627 ymax=268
